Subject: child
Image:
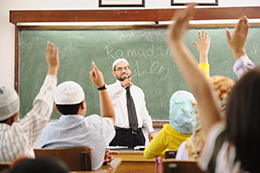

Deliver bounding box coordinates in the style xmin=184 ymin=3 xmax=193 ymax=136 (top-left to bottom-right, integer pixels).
xmin=143 ymin=90 xmax=197 ymax=159
xmin=167 ymin=3 xmax=259 ymax=172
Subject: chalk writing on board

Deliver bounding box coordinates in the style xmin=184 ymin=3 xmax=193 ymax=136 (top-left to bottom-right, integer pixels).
xmin=251 ymin=44 xmax=260 ymax=55
xmin=131 ymin=60 xmax=169 ymax=81
xmin=104 ymin=44 xmax=171 ymax=59
xmin=118 ymin=31 xmax=168 ymax=42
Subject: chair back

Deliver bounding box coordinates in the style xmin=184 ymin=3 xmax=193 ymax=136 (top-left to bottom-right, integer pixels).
xmin=34 ymin=147 xmax=91 ymax=171
xmin=0 ymin=162 xmax=11 ymax=173
xmin=163 ymin=159 xmax=205 ymax=173
xmin=165 ymin=150 xmax=177 ymax=159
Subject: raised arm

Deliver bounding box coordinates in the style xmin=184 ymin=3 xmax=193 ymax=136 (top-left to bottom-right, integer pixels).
xmin=89 ymin=62 xmax=115 ymax=124
xmin=166 ymin=4 xmax=220 ymax=133
xmin=226 ymin=16 xmax=255 ymax=79
xmin=46 ymin=41 xmax=59 ymax=77
xmin=226 ymin=16 xmax=249 ymax=61
xmin=192 ymin=29 xmax=210 ymax=64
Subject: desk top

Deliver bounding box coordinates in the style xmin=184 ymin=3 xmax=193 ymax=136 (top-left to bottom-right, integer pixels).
xmin=70 ymin=158 xmax=122 ymax=173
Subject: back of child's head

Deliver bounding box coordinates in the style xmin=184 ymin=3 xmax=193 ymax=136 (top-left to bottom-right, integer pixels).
xmin=0 ymin=86 xmax=20 ymax=122
xmin=8 ymin=157 xmax=69 ymax=173
xmin=226 ymin=67 xmax=260 ymax=172
xmin=54 ymin=81 xmax=85 ymax=115
xmin=169 ymin=90 xmax=197 ymax=135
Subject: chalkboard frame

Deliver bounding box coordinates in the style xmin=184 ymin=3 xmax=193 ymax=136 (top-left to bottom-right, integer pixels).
xmin=10 ymin=7 xmax=260 ymax=127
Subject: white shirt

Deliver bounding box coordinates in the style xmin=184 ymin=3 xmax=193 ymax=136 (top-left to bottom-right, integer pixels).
xmin=40 ymin=114 xmax=115 ymax=171
xmin=0 ymin=75 xmax=57 ymax=162
xmin=233 ymin=55 xmax=255 ymax=80
xmin=107 ymin=80 xmax=154 ymax=133
xmin=175 ymin=141 xmax=190 ymax=160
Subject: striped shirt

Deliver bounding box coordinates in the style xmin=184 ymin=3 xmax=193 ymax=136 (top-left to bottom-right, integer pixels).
xmin=40 ymin=114 xmax=115 ymax=171
xmin=0 ymin=75 xmax=57 ymax=162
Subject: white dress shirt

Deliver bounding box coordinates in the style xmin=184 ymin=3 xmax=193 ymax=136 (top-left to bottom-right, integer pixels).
xmin=40 ymin=114 xmax=115 ymax=171
xmin=0 ymin=75 xmax=57 ymax=162
xmin=107 ymin=80 xmax=154 ymax=133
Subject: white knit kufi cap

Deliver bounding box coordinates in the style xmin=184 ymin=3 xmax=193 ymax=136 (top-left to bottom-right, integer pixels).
xmin=54 ymin=81 xmax=85 ymax=105
xmin=0 ymin=86 xmax=20 ymax=121
xmin=112 ymin=58 xmax=130 ymax=71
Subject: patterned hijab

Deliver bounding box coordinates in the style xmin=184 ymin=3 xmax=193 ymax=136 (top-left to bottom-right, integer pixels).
xmin=169 ymin=90 xmax=198 ymax=135
xmin=185 ymin=76 xmax=235 ymax=160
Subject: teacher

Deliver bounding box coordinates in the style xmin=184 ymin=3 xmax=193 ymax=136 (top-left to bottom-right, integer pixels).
xmin=107 ymin=58 xmax=154 ymax=149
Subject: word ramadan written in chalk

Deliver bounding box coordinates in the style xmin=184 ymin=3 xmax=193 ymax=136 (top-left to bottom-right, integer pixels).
xmin=104 ymin=44 xmax=170 ymax=81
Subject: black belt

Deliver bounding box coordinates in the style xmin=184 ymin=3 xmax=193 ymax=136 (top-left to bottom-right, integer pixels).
xmin=115 ymin=126 xmax=142 ymax=134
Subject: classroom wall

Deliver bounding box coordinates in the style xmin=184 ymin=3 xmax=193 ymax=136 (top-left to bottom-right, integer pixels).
xmin=1 ymin=0 xmax=260 ymax=147
xmin=1 ymin=0 xmax=260 ymax=88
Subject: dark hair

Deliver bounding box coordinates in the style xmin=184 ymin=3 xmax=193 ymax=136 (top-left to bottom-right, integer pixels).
xmin=0 ymin=117 xmax=9 ymax=123
xmin=226 ymin=67 xmax=260 ymax=172
xmin=56 ymin=102 xmax=82 ymax=115
xmin=8 ymin=157 xmax=69 ymax=173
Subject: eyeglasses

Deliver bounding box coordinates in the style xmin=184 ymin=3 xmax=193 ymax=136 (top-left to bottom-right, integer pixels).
xmin=115 ymin=66 xmax=130 ymax=71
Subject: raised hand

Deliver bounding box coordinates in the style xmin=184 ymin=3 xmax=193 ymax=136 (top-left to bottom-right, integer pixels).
xmin=226 ymin=15 xmax=250 ymax=60
xmin=192 ymin=30 xmax=210 ymax=64
xmin=89 ymin=61 xmax=105 ymax=88
xmin=46 ymin=41 xmax=59 ymax=76
xmin=167 ymin=3 xmax=197 ymax=44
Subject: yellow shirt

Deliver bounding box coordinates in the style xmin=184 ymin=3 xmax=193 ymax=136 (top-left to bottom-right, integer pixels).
xmin=144 ymin=124 xmax=191 ymax=159
xmin=198 ymin=63 xmax=210 ymax=78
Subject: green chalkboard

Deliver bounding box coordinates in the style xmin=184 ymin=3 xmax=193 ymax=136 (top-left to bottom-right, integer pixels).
xmin=19 ymin=27 xmax=260 ymax=120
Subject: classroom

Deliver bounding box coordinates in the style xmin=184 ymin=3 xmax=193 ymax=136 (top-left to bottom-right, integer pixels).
xmin=1 ymin=0 xmax=260 ymax=172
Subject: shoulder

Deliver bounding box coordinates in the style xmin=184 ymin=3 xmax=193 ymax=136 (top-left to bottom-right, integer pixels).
xmin=85 ymin=114 xmax=114 ymax=127
xmin=198 ymin=122 xmax=227 ymax=172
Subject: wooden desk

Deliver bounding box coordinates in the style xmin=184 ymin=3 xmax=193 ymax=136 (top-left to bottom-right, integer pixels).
xmin=0 ymin=162 xmax=11 ymax=173
xmin=112 ymin=150 xmax=164 ymax=173
xmin=70 ymin=158 xmax=122 ymax=173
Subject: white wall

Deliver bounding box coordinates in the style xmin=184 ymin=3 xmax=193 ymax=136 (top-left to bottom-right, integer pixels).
xmin=1 ymin=0 xmax=260 ymax=148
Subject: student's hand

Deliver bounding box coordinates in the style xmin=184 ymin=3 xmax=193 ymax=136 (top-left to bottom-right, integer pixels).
xmin=103 ymin=150 xmax=119 ymax=163
xmin=192 ymin=30 xmax=210 ymax=64
xmin=226 ymin=15 xmax=250 ymax=60
xmin=167 ymin=3 xmax=197 ymax=45
xmin=121 ymin=78 xmax=133 ymax=88
xmin=89 ymin=61 xmax=105 ymax=88
xmin=148 ymin=132 xmax=154 ymax=142
xmin=46 ymin=41 xmax=59 ymax=77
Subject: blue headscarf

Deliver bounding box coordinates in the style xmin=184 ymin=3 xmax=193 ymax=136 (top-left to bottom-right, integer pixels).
xmin=169 ymin=90 xmax=197 ymax=134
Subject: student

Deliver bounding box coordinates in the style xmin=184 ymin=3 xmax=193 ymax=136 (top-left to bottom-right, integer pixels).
xmin=167 ymin=3 xmax=260 ymax=172
xmin=0 ymin=42 xmax=59 ymax=162
xmin=176 ymin=9 xmax=254 ymax=161
xmin=176 ymin=76 xmax=235 ymax=160
xmin=143 ymin=90 xmax=197 ymax=159
xmin=107 ymin=58 xmax=154 ymax=149
xmin=40 ymin=62 xmax=116 ymax=171
xmin=143 ymin=29 xmax=209 ymax=159
xmin=7 ymin=157 xmax=69 ymax=173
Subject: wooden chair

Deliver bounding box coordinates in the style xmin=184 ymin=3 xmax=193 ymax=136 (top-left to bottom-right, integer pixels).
xmin=165 ymin=150 xmax=177 ymax=159
xmin=34 ymin=147 xmax=91 ymax=171
xmin=163 ymin=159 xmax=205 ymax=173
xmin=0 ymin=162 xmax=11 ymax=173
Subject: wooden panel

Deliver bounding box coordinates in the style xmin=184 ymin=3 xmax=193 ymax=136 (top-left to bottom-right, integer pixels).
xmin=34 ymin=147 xmax=92 ymax=171
xmin=111 ymin=150 xmax=161 ymax=173
xmin=163 ymin=159 xmax=205 ymax=173
xmin=10 ymin=9 xmax=156 ymax=23
xmin=74 ymin=158 xmax=122 ymax=173
xmin=0 ymin=162 xmax=11 ymax=173
xmin=157 ymin=6 xmax=260 ymax=21
xmin=10 ymin=7 xmax=260 ymax=24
